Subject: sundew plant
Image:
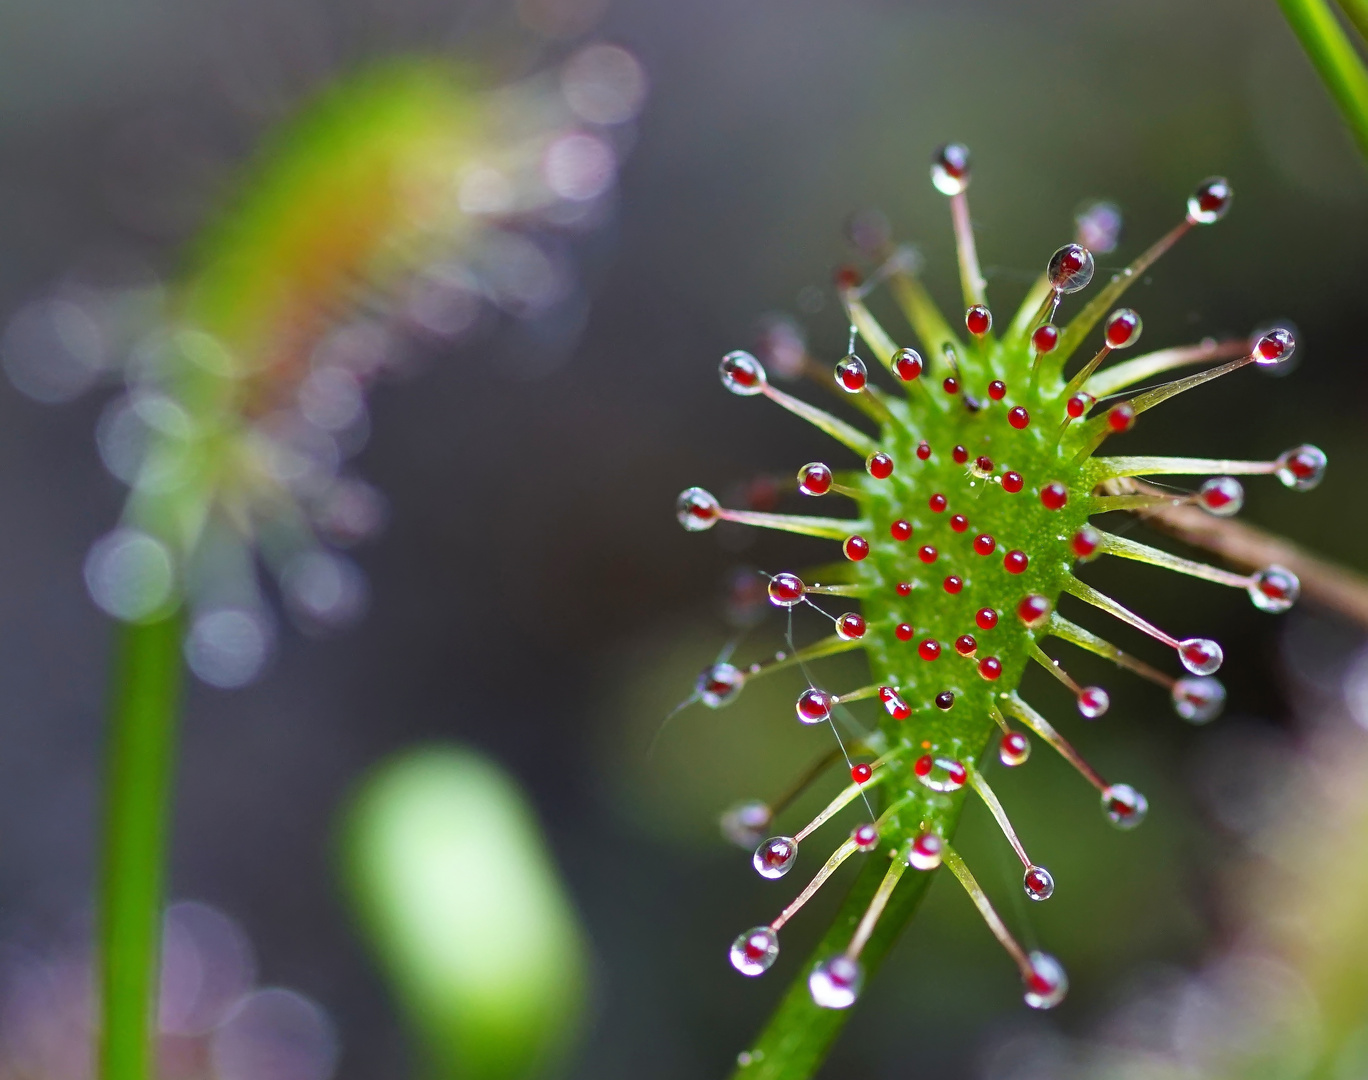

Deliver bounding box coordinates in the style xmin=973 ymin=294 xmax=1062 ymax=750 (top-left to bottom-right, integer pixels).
xmin=677 ymin=146 xmax=1326 ymax=1079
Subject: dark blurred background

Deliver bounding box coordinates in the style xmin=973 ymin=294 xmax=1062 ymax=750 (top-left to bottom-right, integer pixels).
xmin=0 ymin=0 xmax=1366 ymax=1076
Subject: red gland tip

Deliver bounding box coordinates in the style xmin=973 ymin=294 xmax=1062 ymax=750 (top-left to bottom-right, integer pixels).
xmin=934 ymin=691 xmax=955 ymax=710
xmin=944 ymin=575 xmax=963 ymax=594
xmin=895 ymin=623 xmax=915 ymax=642
xmin=919 ymin=545 xmax=938 ymax=564
xmin=843 ymin=535 xmax=870 ymax=561
xmin=836 ymin=613 xmax=866 ymax=640
xmin=976 ymin=607 xmax=999 ymax=630
xmin=1107 ymin=402 xmax=1136 ymax=432
xmin=988 ymin=380 xmax=1006 ymax=400
xmin=1031 ymin=324 xmax=1059 ymax=353
xmin=973 ymin=533 xmax=997 ymax=556
xmin=895 ymin=582 xmax=913 ymax=597
xmin=1004 ymin=550 xmax=1029 ymax=574
xmin=890 ymin=519 xmax=913 ymax=541
xmin=851 ymin=762 xmax=873 ymax=784
xmin=929 ymin=493 xmax=948 ymax=512
xmin=1002 ymin=471 xmax=1024 ymax=493
xmin=965 ymin=305 xmax=992 ymax=336
xmin=866 ymin=451 xmax=894 ymax=479
xmin=950 ymin=514 xmax=969 ymax=533
xmin=1008 ymin=406 xmax=1030 ymax=429
xmin=1066 ymin=393 xmax=1094 ymax=419
xmin=943 ymin=377 xmax=960 ymax=395
xmin=954 ymin=634 xmax=977 ymax=655
xmin=1018 ymin=594 xmax=1051 ymax=625
xmin=1040 ymin=482 xmax=1068 ymax=510
xmin=1104 ymin=308 xmax=1142 ymax=349
xmin=1071 ymin=526 xmax=1100 ymax=559
xmin=952 ymin=445 xmax=969 ymax=464
xmin=919 ymin=638 xmax=942 ymax=661
xmin=916 ymin=441 xmax=932 ymax=460
xmin=769 ymin=573 xmax=805 ymax=607
xmin=833 ymin=265 xmax=862 ymax=291
xmin=835 ymin=354 xmax=868 ymax=393
xmin=797 ymin=462 xmax=833 ymax=496
xmin=979 ymin=656 xmax=1003 ymax=680
xmin=894 ymin=348 xmax=924 ymax=381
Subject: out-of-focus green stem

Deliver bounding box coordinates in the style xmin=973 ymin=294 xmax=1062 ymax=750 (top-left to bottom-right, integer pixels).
xmin=98 ymin=615 xmax=184 ymax=1080
xmin=1278 ymin=0 xmax=1368 ymax=160
xmin=728 ymin=856 xmax=936 ymax=1080
xmin=1338 ymin=0 xmax=1368 ymax=43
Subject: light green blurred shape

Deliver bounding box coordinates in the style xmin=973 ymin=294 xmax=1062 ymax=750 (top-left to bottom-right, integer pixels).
xmin=342 ymin=745 xmax=589 ymax=1080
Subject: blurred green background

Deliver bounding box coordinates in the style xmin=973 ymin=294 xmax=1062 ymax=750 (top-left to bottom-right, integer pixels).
xmin=0 ymin=0 xmax=1365 ymax=1077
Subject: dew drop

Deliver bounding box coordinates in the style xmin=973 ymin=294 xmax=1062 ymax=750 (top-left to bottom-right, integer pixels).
xmin=930 ymin=143 xmax=971 ymax=196
xmin=809 ymin=955 xmax=863 ymax=1009
xmin=1023 ymin=865 xmax=1054 ymax=902
xmin=730 ymin=926 xmax=779 ymax=976
xmin=1047 ymin=244 xmax=1094 ymax=294
xmin=1275 ymin=444 xmax=1327 ymax=491
xmin=835 ymin=354 xmax=868 ymax=393
xmin=722 ymin=801 xmax=772 ymax=847
xmin=965 ymin=305 xmax=992 ymax=336
xmin=914 ymin=754 xmax=966 ymax=792
xmin=1254 ymin=327 xmax=1294 ymax=365
xmin=753 ymin=836 xmax=798 ymax=878
xmin=1248 ymin=565 xmax=1299 ymax=612
xmin=768 ymin=573 xmax=805 ymax=607
xmin=866 ymin=452 xmax=894 ymax=479
xmin=697 ymin=662 xmax=745 ymax=708
xmin=1186 ymin=177 xmax=1232 ymax=225
xmin=676 ymin=487 xmax=720 ymax=531
xmin=836 ymin=612 xmax=867 ymax=640
xmin=907 ymin=830 xmax=944 ymax=870
xmin=893 ymin=348 xmax=923 ymax=381
xmin=1198 ymin=476 xmax=1244 ymax=516
xmin=1102 ymin=784 xmax=1148 ymax=829
xmin=852 ymin=823 xmax=880 ymax=851
xmin=720 ymin=350 xmax=767 ymax=395
xmin=1178 ymin=637 xmax=1223 ymax=676
xmin=797 ymin=462 xmax=833 ymax=496
xmin=1032 ymin=324 xmax=1059 ymax=353
xmin=1023 ymin=951 xmax=1069 ymax=1009
xmin=999 ymin=731 xmax=1031 ymax=766
xmin=1171 ymin=676 xmax=1226 ymax=724
xmin=796 ymin=688 xmax=833 ymax=724
xmin=1104 ymin=308 xmax=1143 ymax=349
xmin=1077 ymin=686 xmax=1110 ymax=719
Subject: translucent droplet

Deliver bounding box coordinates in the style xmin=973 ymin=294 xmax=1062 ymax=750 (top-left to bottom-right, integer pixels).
xmin=185 ymin=608 xmax=274 ymax=689
xmin=1275 ymin=444 xmax=1327 ymax=491
xmin=930 ymin=143 xmax=971 ymax=196
xmin=1253 ymin=327 xmax=1294 ymax=366
xmin=914 ymin=754 xmax=966 ymax=793
xmin=1171 ymin=676 xmax=1225 ymax=724
xmin=676 ymin=487 xmax=720 ymax=531
xmin=907 ymin=831 xmax=943 ymax=870
xmin=1198 ymin=476 xmax=1244 ymax=517
xmin=999 ymin=731 xmax=1031 ymax=767
xmin=1023 ymin=951 xmax=1068 ymax=1009
xmin=722 ymin=801 xmax=771 ymax=848
xmin=1102 ymin=783 xmax=1148 ymax=829
xmin=1046 ymin=244 xmax=1094 ymax=293
xmin=84 ymin=527 xmax=176 ymax=622
xmin=835 ymin=612 xmax=866 ymax=641
xmin=720 ymin=350 xmax=767 ymax=395
xmin=768 ymin=573 xmax=805 ymax=607
xmin=834 ymin=354 xmax=867 ymax=393
xmin=1074 ymin=200 xmax=1122 ymax=254
xmin=730 ymin=926 xmax=780 ymax=976
xmin=1077 ymin=686 xmax=1110 ymax=719
xmin=893 ymin=347 xmax=923 ymax=381
xmin=851 ymin=823 xmax=880 ymax=851
xmin=753 ymin=836 xmax=797 ymax=879
xmin=1103 ymin=308 xmax=1142 ymax=349
xmin=796 ymin=688 xmax=832 ymax=725
xmin=878 ymin=686 xmax=911 ymax=720
xmin=965 ymin=305 xmax=992 ymax=335
xmin=797 ymin=462 xmax=832 ymax=496
xmin=808 ymin=955 xmax=863 ymax=1009
xmin=697 ymin=662 xmax=745 ymax=708
xmin=1023 ymin=865 xmax=1054 ymax=902
xmin=1248 ymin=565 xmax=1299 ymax=613
xmin=1178 ymin=637 xmax=1223 ymax=676
xmin=1186 ymin=177 xmax=1232 ymax=225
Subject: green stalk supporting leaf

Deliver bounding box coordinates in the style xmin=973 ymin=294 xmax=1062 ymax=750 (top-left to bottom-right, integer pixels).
xmin=1277 ymin=0 xmax=1368 ymax=160
xmin=98 ymin=615 xmax=184 ymax=1080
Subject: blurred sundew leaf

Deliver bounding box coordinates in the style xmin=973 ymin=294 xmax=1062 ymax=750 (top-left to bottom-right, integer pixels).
xmin=341 ymin=746 xmax=589 ymax=1080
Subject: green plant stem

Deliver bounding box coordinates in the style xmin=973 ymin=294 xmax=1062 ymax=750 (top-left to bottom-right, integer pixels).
xmin=729 ymin=856 xmax=936 ymax=1080
xmin=1339 ymin=0 xmax=1368 ymax=43
xmin=98 ymin=615 xmax=184 ymax=1080
xmin=1278 ymin=0 xmax=1368 ymax=160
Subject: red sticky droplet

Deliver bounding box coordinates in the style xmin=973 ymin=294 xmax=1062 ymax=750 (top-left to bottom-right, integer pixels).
xmin=1071 ymin=526 xmax=1100 ymax=558
xmin=976 ymin=607 xmax=999 ymax=630
xmin=1040 ymin=482 xmax=1068 ymax=510
xmin=973 ymin=534 xmax=996 ymax=556
xmin=844 ymin=535 xmax=870 ymax=561
xmin=979 ymin=656 xmax=1003 ymax=680
xmin=950 ymin=514 xmax=969 ymax=533
xmin=919 ymin=545 xmax=939 ymax=564
xmin=1004 ymin=550 xmax=1029 ymax=574
xmin=836 ymin=356 xmax=868 ymax=392
xmin=1066 ymin=393 xmax=1093 ymax=419
xmin=890 ymin=519 xmax=913 ymax=541
xmin=1018 ymin=594 xmax=1050 ymax=625
xmin=851 ymin=762 xmax=873 ymax=784
xmin=944 ymin=575 xmax=963 ymax=594
xmin=866 ymin=452 xmax=894 ymax=479
xmin=919 ymin=638 xmax=942 ymax=661
xmin=929 ymin=493 xmax=948 ymax=512
xmin=955 ymin=634 xmax=977 ymax=655
xmin=797 ymin=688 xmax=832 ymax=722
xmin=797 ymin=462 xmax=834 ymax=496
xmin=1002 ymin=471 xmax=1024 ymax=493
xmin=988 ymin=380 xmax=1007 ymax=400
xmin=934 ymin=690 xmax=955 ymax=710
xmin=952 ymin=446 xmax=969 ymax=464
xmin=965 ymin=305 xmax=992 ymax=336
xmin=837 ymin=612 xmax=867 ymax=639
xmin=894 ymin=350 xmax=924 ymax=381
xmin=896 ymin=581 xmax=913 ymax=597
xmin=1104 ymin=308 xmax=1142 ymax=348
xmin=834 ymin=265 xmax=862 ymax=291
xmin=879 ymin=686 xmax=912 ymax=721
xmin=1107 ymin=402 xmax=1135 ymax=432
xmin=1008 ymin=406 xmax=1030 ymax=429
xmin=1031 ymin=324 xmax=1059 ymax=353
xmin=943 ymin=377 xmax=960 ymax=395
xmin=1000 ymin=731 xmax=1029 ymax=766
xmin=914 ymin=754 xmax=932 ymax=777
xmin=895 ymin=622 xmax=915 ymax=641
xmin=769 ymin=573 xmax=805 ymax=606
xmin=916 ymin=441 xmax=932 ymax=461
xmin=976 ymin=455 xmax=994 ymax=473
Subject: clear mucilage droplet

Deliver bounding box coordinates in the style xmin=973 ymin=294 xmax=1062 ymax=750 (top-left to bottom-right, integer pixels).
xmin=1023 ymin=951 xmax=1069 ymax=1009
xmin=730 ymin=926 xmax=780 ymax=976
xmin=797 ymin=462 xmax=833 ymax=496
xmin=697 ymin=662 xmax=744 ymax=707
xmin=753 ymin=836 xmax=797 ymax=879
xmin=796 ymin=688 xmax=832 ymax=724
xmin=914 ymin=755 xmax=966 ymax=793
xmin=1171 ymin=676 xmax=1225 ymax=724
xmin=1275 ymin=444 xmax=1327 ymax=491
xmin=1023 ymin=865 xmax=1054 ymax=902
xmin=1248 ymin=565 xmax=1300 ymax=612
xmin=999 ymin=731 xmax=1031 ymax=767
xmin=907 ymin=831 xmax=944 ymax=870
xmin=719 ymin=350 xmax=768 ymax=395
xmin=768 ymin=573 xmax=805 ymax=607
xmin=809 ymin=955 xmax=863 ymax=1009
xmin=676 ymin=487 xmax=720 ymax=531
xmin=1253 ymin=327 xmax=1295 ymax=366
xmin=930 ymin=143 xmax=971 ymax=196
xmin=1178 ymin=638 xmax=1223 ymax=676
xmin=852 ymin=823 xmax=880 ymax=851
xmin=1046 ymin=244 xmax=1094 ymax=294
xmin=1186 ymin=177 xmax=1232 ymax=225
xmin=1104 ymin=308 xmax=1142 ymax=349
xmin=1102 ymin=784 xmax=1148 ymax=829
xmin=721 ymin=800 xmax=772 ymax=848
xmin=1198 ymin=476 xmax=1244 ymax=516
xmin=834 ymin=354 xmax=868 ymax=393
xmin=1077 ymin=686 xmax=1110 ymax=719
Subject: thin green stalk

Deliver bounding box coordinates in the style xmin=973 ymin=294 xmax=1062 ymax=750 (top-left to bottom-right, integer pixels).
xmin=1278 ymin=0 xmax=1368 ymax=160
xmin=98 ymin=614 xmax=184 ymax=1080
xmin=1338 ymin=0 xmax=1368 ymax=43
xmin=729 ymin=856 xmax=937 ymax=1080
